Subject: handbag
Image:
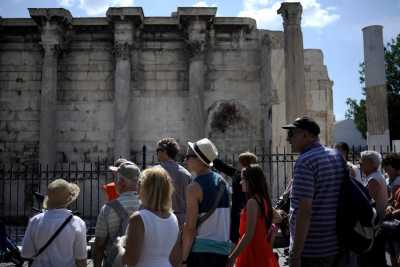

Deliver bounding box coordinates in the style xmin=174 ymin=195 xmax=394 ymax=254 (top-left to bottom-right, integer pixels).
xmin=28 ymin=214 xmax=73 ymax=266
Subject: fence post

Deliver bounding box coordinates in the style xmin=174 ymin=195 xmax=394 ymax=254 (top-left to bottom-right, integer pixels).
xmin=142 ymin=145 xmax=147 ymax=170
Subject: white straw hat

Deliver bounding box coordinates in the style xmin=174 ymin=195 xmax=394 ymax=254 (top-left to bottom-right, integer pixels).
xmin=187 ymin=138 xmax=218 ymax=167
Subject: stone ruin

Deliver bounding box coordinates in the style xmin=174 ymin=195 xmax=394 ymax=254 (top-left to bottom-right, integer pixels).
xmin=0 ymin=4 xmax=334 ymax=165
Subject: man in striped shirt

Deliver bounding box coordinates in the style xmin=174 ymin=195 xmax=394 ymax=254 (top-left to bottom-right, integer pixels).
xmin=283 ymin=117 xmax=346 ymax=267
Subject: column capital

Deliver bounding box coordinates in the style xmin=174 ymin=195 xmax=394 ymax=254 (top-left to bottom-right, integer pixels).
xmin=106 ymin=7 xmax=144 ymax=27
xmin=29 ymin=8 xmax=72 ymax=50
xmin=178 ymin=8 xmax=216 ymax=59
xmin=113 ymin=42 xmax=132 ymax=60
xmin=278 ymin=2 xmax=302 ymax=26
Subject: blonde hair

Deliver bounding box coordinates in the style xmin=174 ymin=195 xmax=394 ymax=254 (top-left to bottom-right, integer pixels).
xmin=139 ymin=167 xmax=174 ymax=213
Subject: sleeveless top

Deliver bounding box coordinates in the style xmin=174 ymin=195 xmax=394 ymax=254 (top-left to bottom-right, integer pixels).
xmin=135 ymin=209 xmax=179 ymax=267
xmin=236 ymin=198 xmax=279 ymax=267
xmin=192 ymin=171 xmax=232 ymax=255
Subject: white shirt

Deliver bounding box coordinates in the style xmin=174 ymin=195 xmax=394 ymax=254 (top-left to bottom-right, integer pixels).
xmin=134 ymin=209 xmax=179 ymax=267
xmin=21 ymin=209 xmax=87 ymax=267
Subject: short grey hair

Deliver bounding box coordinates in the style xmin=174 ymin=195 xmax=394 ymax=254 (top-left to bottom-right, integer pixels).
xmin=360 ymin=150 xmax=382 ymax=168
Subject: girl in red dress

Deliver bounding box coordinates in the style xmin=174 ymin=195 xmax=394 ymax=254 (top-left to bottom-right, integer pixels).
xmin=227 ymin=165 xmax=280 ymax=267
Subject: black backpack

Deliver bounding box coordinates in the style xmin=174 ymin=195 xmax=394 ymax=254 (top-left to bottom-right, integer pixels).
xmin=336 ymin=164 xmax=379 ymax=254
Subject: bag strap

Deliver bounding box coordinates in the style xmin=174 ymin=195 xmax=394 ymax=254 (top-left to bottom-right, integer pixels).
xmin=107 ymin=200 xmax=129 ymax=235
xmin=33 ymin=214 xmax=73 ymax=258
xmin=197 ymin=179 xmax=225 ymax=229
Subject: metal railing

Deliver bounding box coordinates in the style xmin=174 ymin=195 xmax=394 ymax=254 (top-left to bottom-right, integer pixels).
xmin=1 ymin=144 xmax=397 ymax=244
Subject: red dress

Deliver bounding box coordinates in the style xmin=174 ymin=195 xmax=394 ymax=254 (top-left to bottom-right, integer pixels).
xmin=236 ymin=199 xmax=280 ymax=267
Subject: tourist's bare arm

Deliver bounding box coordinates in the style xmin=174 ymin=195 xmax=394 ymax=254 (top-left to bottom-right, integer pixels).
xmin=122 ymin=213 xmax=144 ymax=266
xmin=181 ymin=182 xmax=201 ymax=266
xmin=228 ymin=199 xmax=258 ymax=263
xmin=93 ymin=237 xmax=106 ymax=267
xmin=169 ymin=233 xmax=181 ymax=267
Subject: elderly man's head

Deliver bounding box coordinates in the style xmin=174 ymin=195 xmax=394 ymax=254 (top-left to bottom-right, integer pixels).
xmin=111 ymin=162 xmax=141 ymax=194
xmin=360 ymin=151 xmax=382 ymax=176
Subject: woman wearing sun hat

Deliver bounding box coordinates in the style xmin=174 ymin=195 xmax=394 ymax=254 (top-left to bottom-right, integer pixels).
xmin=21 ymin=179 xmax=87 ymax=267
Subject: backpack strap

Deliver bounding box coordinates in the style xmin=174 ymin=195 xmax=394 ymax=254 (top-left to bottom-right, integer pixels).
xmin=107 ymin=200 xmax=129 ymax=236
xmin=197 ymin=179 xmax=225 ymax=228
xmin=33 ymin=214 xmax=73 ymax=258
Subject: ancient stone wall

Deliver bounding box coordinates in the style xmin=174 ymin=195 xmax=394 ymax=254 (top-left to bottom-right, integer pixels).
xmin=0 ymin=7 xmax=334 ymax=164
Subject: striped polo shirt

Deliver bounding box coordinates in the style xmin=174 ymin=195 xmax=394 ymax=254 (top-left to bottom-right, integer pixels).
xmin=192 ymin=171 xmax=232 ymax=255
xmin=289 ymin=142 xmax=346 ymax=258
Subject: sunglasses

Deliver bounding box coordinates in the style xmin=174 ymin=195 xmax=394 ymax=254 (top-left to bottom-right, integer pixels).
xmin=184 ymin=154 xmax=197 ymax=160
xmin=156 ymin=148 xmax=164 ymax=153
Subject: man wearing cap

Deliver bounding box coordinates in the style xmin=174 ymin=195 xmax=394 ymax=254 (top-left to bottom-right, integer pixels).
xmin=282 ymin=116 xmax=346 ymax=267
xmin=94 ymin=162 xmax=141 ymax=267
xmin=21 ymin=179 xmax=87 ymax=267
xmin=156 ymin=137 xmax=192 ymax=226
xmin=102 ymin=158 xmax=133 ymax=201
xmin=181 ymin=138 xmax=231 ymax=267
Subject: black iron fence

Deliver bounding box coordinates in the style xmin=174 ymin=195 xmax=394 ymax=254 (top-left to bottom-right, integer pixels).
xmin=0 ymin=144 xmax=396 ymax=244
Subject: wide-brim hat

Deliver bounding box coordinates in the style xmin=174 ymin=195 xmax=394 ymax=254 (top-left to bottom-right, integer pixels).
xmin=43 ymin=179 xmax=80 ymax=209
xmin=188 ymin=138 xmax=218 ymax=167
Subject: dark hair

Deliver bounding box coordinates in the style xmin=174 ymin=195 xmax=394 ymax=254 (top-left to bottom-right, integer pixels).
xmin=157 ymin=138 xmax=180 ymax=160
xmin=335 ymin=142 xmax=350 ymax=159
xmin=238 ymin=152 xmax=258 ymax=168
xmin=382 ymin=153 xmax=400 ymax=170
xmin=241 ymin=164 xmax=273 ymax=230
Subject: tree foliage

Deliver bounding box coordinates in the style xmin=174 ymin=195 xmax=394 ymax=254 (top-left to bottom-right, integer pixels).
xmin=345 ymin=34 xmax=400 ymax=141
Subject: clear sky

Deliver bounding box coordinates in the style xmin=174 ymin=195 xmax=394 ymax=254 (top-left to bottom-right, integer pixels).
xmin=1 ymin=0 xmax=399 ymax=121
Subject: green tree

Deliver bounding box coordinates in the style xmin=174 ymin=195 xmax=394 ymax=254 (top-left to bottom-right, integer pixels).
xmin=345 ymin=34 xmax=400 ymax=141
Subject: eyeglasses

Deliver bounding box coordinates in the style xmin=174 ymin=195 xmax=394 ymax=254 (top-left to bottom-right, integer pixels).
xmin=287 ymin=129 xmax=302 ymax=139
xmin=184 ymin=154 xmax=197 ymax=160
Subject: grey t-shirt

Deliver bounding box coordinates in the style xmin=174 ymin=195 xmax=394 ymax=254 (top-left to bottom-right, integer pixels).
xmin=159 ymin=160 xmax=191 ymax=225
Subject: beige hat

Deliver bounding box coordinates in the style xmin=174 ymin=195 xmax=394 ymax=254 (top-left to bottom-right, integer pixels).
xmin=43 ymin=179 xmax=80 ymax=209
xmin=109 ymin=162 xmax=141 ymax=180
xmin=188 ymin=138 xmax=218 ymax=167
xmin=108 ymin=158 xmax=133 ymax=172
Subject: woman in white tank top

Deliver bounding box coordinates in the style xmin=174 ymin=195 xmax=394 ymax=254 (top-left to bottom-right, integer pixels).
xmin=120 ymin=167 xmax=180 ymax=267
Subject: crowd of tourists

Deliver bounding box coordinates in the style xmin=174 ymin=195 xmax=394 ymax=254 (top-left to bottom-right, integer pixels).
xmin=2 ymin=116 xmax=400 ymax=267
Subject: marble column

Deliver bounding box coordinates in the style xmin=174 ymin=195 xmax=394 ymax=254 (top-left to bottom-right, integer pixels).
xmin=362 ymin=25 xmax=390 ymax=150
xmin=260 ymin=34 xmax=273 ymax=153
xmin=178 ymin=7 xmax=216 ymax=140
xmin=29 ymin=8 xmax=72 ymax=167
xmin=107 ymin=8 xmax=143 ymax=159
xmin=278 ymin=3 xmax=306 ymax=123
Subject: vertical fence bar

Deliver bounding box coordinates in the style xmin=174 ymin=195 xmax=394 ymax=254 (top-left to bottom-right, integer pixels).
xmin=90 ymin=162 xmax=93 ymax=221
xmin=82 ymin=162 xmax=86 ymax=219
xmin=142 ymin=145 xmax=147 ymax=170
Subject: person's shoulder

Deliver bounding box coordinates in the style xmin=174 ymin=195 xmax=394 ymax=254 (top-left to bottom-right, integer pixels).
xmin=178 ymin=164 xmax=191 ymax=176
xmin=29 ymin=212 xmax=44 ymax=224
xmin=129 ymin=211 xmax=144 ymax=228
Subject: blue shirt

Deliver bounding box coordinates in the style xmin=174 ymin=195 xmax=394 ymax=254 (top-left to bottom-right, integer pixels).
xmin=192 ymin=171 xmax=232 ymax=255
xmin=289 ymin=142 xmax=346 ymax=257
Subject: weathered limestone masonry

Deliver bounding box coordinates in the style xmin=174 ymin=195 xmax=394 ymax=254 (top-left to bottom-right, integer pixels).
xmin=362 ymin=25 xmax=390 ymax=150
xmin=29 ymin=9 xmax=72 ymax=167
xmin=107 ymin=7 xmax=143 ymax=159
xmin=0 ymin=5 xmax=334 ymax=164
xmin=304 ymin=49 xmax=334 ymax=145
xmin=278 ymin=2 xmax=306 ymax=123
